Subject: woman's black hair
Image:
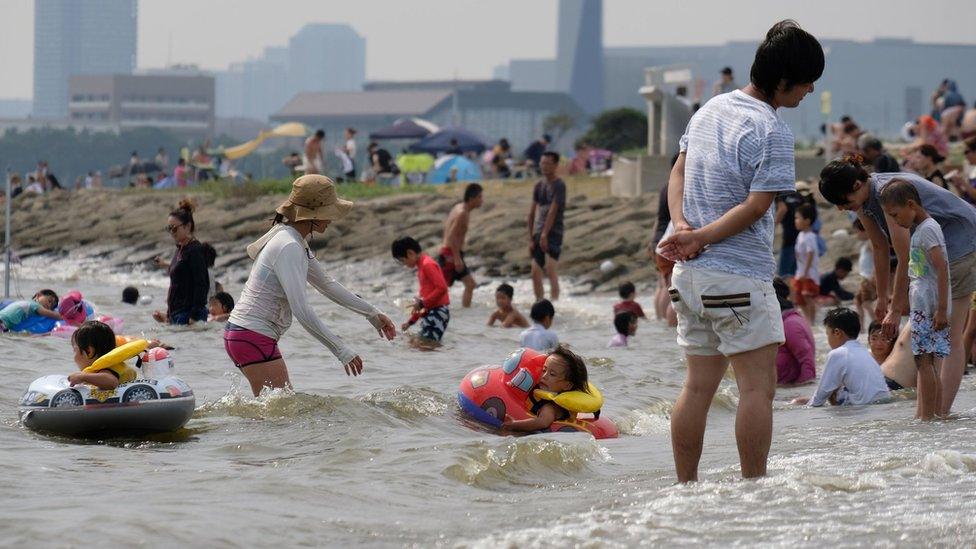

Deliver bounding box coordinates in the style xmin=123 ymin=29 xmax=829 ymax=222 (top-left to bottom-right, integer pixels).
xmin=772 ymin=276 xmax=793 ymax=311
xmin=819 ymin=154 xmax=870 ymax=206
xmin=391 ymin=236 xmax=421 ymax=259
xmin=613 ymin=311 xmax=636 ymax=335
xmin=823 ymin=307 xmax=861 ymax=339
xmin=72 ymin=320 xmax=117 ymax=359
xmin=169 ymin=198 xmax=196 ymax=233
xmin=750 ymin=20 xmax=825 ymax=99
xmin=549 ymin=344 xmax=589 ymax=393
xmin=496 ymin=283 xmax=514 ymax=299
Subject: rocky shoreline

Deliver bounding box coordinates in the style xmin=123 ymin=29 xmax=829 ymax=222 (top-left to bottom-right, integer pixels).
xmin=2 ymin=178 xmax=860 ymax=293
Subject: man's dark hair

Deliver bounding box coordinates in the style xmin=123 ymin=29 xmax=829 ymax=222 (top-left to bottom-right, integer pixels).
xmin=200 ymin=242 xmax=217 ymax=267
xmin=879 ymin=179 xmax=921 ymax=207
xmin=613 ymin=311 xmax=636 ymax=336
xmin=463 ymin=183 xmax=483 ymax=202
xmin=835 ymin=257 xmax=853 ymax=272
xmin=73 ymin=320 xmax=116 ymax=359
xmin=391 ymin=236 xmax=422 ymax=259
xmin=35 ymin=289 xmax=59 ymax=309
xmin=750 ymin=20 xmax=824 ymax=99
xmin=496 ymin=283 xmax=514 ymax=299
xmin=823 ymin=307 xmax=861 ymax=339
xmin=796 ymin=203 xmax=817 ymax=222
xmin=530 ymin=299 xmax=555 ymax=322
xmin=618 ymin=281 xmax=636 ymax=299
xmin=541 ymin=151 xmax=560 ymax=164
xmin=819 ymin=155 xmax=870 ymax=206
xmin=314 ymin=129 xmax=325 ymax=138
xmin=542 ymin=134 xmax=552 ymax=143
xmin=858 ymin=133 xmax=883 ymax=152
xmin=212 ymin=291 xmax=235 ymax=313
xmin=549 ymin=343 xmax=588 ymax=393
xmin=721 ymin=66 xmax=733 ymax=76
xmin=121 ymin=286 xmax=139 ymax=305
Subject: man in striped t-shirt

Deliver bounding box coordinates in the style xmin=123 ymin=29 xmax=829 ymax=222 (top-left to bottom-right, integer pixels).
xmin=659 ymin=20 xmax=824 ymax=482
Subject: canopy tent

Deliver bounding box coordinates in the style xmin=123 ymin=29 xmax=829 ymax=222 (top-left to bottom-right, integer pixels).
xmin=408 ymin=126 xmax=487 ymax=155
xmin=369 ymin=118 xmax=439 ymax=140
xmin=222 ymin=122 xmax=309 ymax=160
xmin=429 ymin=155 xmax=482 ymax=184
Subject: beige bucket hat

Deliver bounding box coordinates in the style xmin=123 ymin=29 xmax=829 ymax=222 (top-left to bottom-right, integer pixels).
xmin=276 ymin=174 xmax=353 ymax=222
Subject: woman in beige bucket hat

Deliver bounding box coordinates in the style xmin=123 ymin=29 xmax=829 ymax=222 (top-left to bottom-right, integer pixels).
xmin=224 ymin=174 xmax=396 ymax=395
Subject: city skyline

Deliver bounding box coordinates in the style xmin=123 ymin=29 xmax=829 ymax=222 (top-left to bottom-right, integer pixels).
xmin=1 ymin=0 xmax=975 ymax=100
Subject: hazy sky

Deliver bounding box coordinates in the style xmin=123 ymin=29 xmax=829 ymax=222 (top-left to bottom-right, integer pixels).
xmin=1 ymin=0 xmax=974 ymax=99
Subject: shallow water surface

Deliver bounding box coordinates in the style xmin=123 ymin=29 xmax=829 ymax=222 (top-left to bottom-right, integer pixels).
xmin=2 ymin=257 xmax=975 ymax=547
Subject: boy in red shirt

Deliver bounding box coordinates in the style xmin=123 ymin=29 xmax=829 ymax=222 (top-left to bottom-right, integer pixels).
xmin=392 ymin=236 xmax=450 ymax=345
xmin=613 ymin=281 xmax=646 ymax=318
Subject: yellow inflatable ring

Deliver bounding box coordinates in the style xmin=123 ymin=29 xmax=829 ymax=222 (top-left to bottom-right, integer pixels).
xmin=86 ymin=339 xmax=148 ymax=373
xmin=532 ymin=382 xmax=603 ymax=414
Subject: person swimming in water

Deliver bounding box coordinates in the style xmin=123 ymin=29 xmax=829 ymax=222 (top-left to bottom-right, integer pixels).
xmin=502 ymin=344 xmax=589 ymax=432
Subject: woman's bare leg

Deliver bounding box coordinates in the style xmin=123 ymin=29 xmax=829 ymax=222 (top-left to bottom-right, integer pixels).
xmin=240 ymin=358 xmax=291 ymax=396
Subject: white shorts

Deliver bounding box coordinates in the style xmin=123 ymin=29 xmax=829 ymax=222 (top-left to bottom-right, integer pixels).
xmin=669 ymin=264 xmax=785 ymax=356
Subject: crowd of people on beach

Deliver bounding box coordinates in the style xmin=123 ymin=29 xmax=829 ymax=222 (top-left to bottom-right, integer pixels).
xmin=9 ymin=19 xmax=976 ymax=486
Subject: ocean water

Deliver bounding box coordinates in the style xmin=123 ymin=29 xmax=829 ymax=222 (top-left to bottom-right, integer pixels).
xmin=1 ymin=255 xmax=975 ymax=547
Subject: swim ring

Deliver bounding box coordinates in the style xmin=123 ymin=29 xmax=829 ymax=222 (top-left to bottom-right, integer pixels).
xmin=457 ymin=348 xmax=618 ymax=439
xmin=18 ymin=343 xmax=194 ymax=436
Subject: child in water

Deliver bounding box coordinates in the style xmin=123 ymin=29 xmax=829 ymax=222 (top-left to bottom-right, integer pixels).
xmin=208 ymin=291 xmax=235 ymax=322
xmin=613 ymin=281 xmax=646 ymax=318
xmin=609 ymin=311 xmax=637 ymax=347
xmin=0 ymin=289 xmax=62 ymax=332
xmin=487 ymin=283 xmax=529 ymax=328
xmin=68 ymin=321 xmax=136 ymax=389
xmin=503 ymin=344 xmax=589 ymax=432
xmin=392 ymin=236 xmax=450 ymax=345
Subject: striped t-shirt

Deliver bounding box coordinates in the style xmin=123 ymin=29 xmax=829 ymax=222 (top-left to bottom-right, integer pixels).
xmin=678 ymin=90 xmax=797 ymax=281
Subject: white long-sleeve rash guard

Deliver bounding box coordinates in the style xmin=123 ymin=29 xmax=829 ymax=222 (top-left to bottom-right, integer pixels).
xmin=228 ymin=225 xmax=385 ymax=366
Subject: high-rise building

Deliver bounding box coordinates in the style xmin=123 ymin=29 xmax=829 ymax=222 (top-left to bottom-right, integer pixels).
xmin=33 ymin=0 xmax=137 ymax=119
xmin=555 ymin=0 xmax=603 ymax=114
xmin=287 ymin=24 xmax=366 ymax=96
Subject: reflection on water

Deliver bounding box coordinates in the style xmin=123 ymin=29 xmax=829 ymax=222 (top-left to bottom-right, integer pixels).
xmin=2 ymin=257 xmax=975 ymax=546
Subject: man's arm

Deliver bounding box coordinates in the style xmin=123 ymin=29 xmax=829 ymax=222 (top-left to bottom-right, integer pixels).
xmin=667 ymin=152 xmax=688 ymax=229
xmin=660 ymin=191 xmax=777 ymax=260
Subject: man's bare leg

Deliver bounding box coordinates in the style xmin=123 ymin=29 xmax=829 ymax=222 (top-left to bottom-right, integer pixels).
xmin=728 ymin=343 xmax=778 ymax=479
xmin=460 ymin=274 xmax=475 ymax=308
xmin=939 ymin=295 xmax=969 ymax=415
xmin=545 ymin=256 xmax=560 ymax=301
xmin=531 ymin=261 xmax=544 ymax=301
xmin=671 ymin=354 xmax=728 ymax=482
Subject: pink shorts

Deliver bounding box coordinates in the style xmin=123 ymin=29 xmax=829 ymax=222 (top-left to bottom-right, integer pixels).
xmin=224 ymin=323 xmax=282 ymax=368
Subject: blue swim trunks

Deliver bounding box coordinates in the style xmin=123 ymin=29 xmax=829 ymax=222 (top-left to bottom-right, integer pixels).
xmin=419 ymin=306 xmax=450 ymax=342
xmin=910 ymin=310 xmax=950 ymax=358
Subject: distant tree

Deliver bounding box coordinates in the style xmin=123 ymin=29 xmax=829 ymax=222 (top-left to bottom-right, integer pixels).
xmin=579 ymin=108 xmax=648 ymax=152
xmin=542 ymin=112 xmax=576 ymax=145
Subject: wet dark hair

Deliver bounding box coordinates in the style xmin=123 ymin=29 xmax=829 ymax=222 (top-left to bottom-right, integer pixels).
xmin=548 ymin=344 xmax=588 ymax=393
xmin=72 ymin=320 xmax=116 ymax=359
xmin=613 ymin=311 xmax=636 ymax=335
xmin=315 ymin=129 xmax=325 ymax=138
xmin=121 ymin=286 xmax=139 ymax=305
xmin=835 ymin=257 xmax=853 ymax=272
xmin=819 ymin=155 xmax=870 ymax=206
xmin=541 ymin=151 xmax=560 ymax=164
xmin=211 ymin=291 xmax=235 ymax=313
xmin=879 ymin=179 xmax=921 ymax=207
xmin=823 ymin=307 xmax=861 ymax=339
xmin=618 ymin=281 xmax=636 ymax=299
xmin=463 ymin=183 xmax=483 ymax=202
xmin=35 ymin=289 xmax=59 ymax=309
xmin=200 ymin=242 xmax=217 ymax=267
xmin=391 ymin=236 xmax=421 ymax=259
xmin=796 ymin=203 xmax=817 ymax=222
xmin=750 ymin=20 xmax=824 ymax=99
xmin=496 ymin=283 xmax=514 ymax=299
xmin=169 ymin=198 xmax=196 ymax=233
xmin=530 ymin=299 xmax=555 ymax=322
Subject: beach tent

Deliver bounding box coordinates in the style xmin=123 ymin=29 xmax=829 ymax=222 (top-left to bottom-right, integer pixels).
xmin=370 ymin=118 xmax=439 ymax=140
xmin=429 ymin=155 xmax=482 ymax=184
xmin=222 ymin=122 xmax=308 ymax=160
xmin=408 ymin=127 xmax=487 ymax=155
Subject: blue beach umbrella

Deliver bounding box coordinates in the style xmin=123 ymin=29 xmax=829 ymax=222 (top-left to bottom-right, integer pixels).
xmin=408 ymin=126 xmax=487 ymax=155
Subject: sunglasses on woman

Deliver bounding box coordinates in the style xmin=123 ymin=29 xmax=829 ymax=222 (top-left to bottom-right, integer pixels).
xmin=165 ymin=223 xmax=184 ymax=234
